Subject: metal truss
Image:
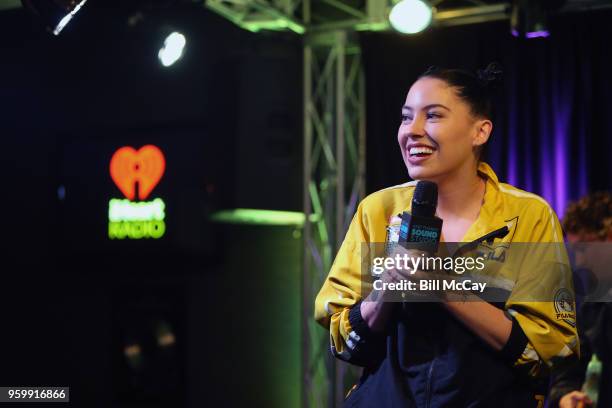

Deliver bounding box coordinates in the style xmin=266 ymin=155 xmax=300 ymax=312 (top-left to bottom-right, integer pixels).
xmin=203 ymin=0 xmax=391 ymax=33
xmin=302 ymin=30 xmax=366 ymax=408
xmin=204 ymin=0 xmax=516 ymax=33
xmin=200 ymin=0 xmax=612 ymax=407
xmin=204 ymin=0 xmax=612 ymax=34
xmin=205 ymin=0 xmax=306 ymax=33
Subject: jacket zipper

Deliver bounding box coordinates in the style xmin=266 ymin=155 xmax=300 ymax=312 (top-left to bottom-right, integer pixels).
xmin=425 ymin=227 xmax=507 ymax=407
xmin=473 ymin=226 xmax=509 ymax=244
xmin=452 ymin=225 xmax=509 ymax=258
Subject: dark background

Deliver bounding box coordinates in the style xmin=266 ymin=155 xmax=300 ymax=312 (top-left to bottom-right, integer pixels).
xmin=1 ymin=1 xmax=611 ymax=407
xmin=1 ymin=2 xmax=302 ymax=407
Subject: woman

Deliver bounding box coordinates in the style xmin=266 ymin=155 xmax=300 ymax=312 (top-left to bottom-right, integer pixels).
xmin=314 ymin=64 xmax=579 ymax=407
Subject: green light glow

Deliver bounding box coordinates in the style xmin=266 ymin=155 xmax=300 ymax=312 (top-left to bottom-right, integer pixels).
xmin=354 ymin=21 xmax=390 ymax=31
xmin=242 ymin=19 xmax=305 ymax=34
xmin=211 ymin=209 xmax=318 ymax=226
xmin=109 ymin=198 xmax=165 ymax=221
xmin=108 ymin=198 xmax=166 ymax=239
xmin=108 ymin=220 xmax=166 ymax=239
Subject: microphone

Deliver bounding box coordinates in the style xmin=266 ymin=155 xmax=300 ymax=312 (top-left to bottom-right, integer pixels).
xmin=398 ymin=181 xmax=443 ymax=253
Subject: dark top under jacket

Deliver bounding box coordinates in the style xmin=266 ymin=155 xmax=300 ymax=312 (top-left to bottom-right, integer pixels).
xmin=343 ymin=301 xmax=547 ymax=408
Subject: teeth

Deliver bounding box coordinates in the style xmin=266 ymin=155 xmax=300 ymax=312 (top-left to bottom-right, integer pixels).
xmin=409 ymin=146 xmax=435 ymax=156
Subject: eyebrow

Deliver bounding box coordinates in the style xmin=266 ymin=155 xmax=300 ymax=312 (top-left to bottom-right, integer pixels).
xmin=402 ymin=104 xmax=451 ymax=112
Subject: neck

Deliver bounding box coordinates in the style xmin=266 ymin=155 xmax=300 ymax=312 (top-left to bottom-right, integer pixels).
xmin=433 ymin=161 xmax=485 ymax=218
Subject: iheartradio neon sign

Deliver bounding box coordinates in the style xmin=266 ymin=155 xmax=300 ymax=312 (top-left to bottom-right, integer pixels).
xmin=108 ymin=145 xmax=167 ymax=239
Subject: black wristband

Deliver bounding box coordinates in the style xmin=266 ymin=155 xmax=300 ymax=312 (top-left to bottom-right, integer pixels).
xmin=500 ymin=316 xmax=529 ymax=363
xmin=348 ymin=300 xmax=378 ymax=340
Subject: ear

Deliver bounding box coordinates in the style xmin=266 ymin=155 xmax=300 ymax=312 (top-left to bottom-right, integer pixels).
xmin=472 ymin=119 xmax=493 ymax=147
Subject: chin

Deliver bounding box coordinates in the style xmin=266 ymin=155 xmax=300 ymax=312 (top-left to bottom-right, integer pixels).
xmin=406 ymin=164 xmax=436 ymax=181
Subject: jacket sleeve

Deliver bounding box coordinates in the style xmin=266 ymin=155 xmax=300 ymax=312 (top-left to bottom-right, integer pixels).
xmin=503 ymin=203 xmax=580 ymax=377
xmin=313 ymin=202 xmax=387 ymax=367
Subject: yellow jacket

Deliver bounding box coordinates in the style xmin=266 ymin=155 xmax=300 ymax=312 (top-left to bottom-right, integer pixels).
xmin=315 ymin=162 xmax=578 ymax=382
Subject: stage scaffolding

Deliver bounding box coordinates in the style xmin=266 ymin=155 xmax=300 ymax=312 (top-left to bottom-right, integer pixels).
xmin=200 ymin=0 xmax=602 ymax=406
xmin=203 ymin=0 xmax=511 ymax=406
xmin=301 ymin=28 xmax=366 ymax=408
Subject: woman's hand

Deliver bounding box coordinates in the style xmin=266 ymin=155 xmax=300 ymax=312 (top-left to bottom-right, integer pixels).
xmin=360 ymin=245 xmax=429 ymax=331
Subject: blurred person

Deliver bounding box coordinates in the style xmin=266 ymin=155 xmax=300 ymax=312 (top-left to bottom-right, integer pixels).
xmin=549 ymin=192 xmax=612 ymax=408
xmin=314 ymin=63 xmax=579 ymax=407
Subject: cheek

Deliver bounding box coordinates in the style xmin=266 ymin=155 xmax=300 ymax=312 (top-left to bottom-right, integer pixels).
xmin=397 ymin=125 xmax=408 ymax=147
xmin=431 ymin=122 xmax=472 ymax=149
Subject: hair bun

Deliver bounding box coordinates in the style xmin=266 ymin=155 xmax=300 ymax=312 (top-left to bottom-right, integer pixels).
xmin=477 ymin=62 xmax=503 ymax=86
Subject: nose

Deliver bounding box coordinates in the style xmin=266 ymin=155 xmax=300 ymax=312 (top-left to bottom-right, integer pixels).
xmin=403 ymin=116 xmax=426 ymax=138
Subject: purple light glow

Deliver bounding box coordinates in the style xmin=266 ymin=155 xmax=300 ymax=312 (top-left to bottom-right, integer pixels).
xmin=506 ymin=66 xmax=519 ymax=187
xmin=552 ymin=96 xmax=571 ymax=217
xmin=526 ymin=30 xmax=550 ymax=39
xmin=511 ymin=28 xmax=519 ymax=38
xmin=507 ymin=145 xmax=517 ymax=186
xmin=554 ymin=128 xmax=568 ymax=217
xmin=578 ymin=120 xmax=588 ymax=199
xmin=540 ymin=150 xmax=553 ymax=213
xmin=539 ymin=70 xmax=552 ymax=211
xmin=497 ymin=45 xmax=589 ymax=220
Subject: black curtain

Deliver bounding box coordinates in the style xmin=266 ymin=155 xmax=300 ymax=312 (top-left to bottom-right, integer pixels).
xmin=361 ymin=9 xmax=612 ymax=215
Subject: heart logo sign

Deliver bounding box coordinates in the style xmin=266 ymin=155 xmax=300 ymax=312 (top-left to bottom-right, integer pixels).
xmin=110 ymin=145 xmax=166 ymax=201
xmin=108 ymin=144 xmax=167 ymax=240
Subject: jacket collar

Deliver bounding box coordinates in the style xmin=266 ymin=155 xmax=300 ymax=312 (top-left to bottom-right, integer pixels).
xmin=477 ymin=161 xmax=500 ymax=188
xmin=462 ymin=162 xmax=505 ymax=242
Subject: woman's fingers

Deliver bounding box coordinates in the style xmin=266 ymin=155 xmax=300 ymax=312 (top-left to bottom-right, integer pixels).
xmin=559 ymin=391 xmax=593 ymax=408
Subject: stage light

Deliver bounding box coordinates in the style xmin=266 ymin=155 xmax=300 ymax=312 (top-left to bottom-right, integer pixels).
xmin=510 ymin=0 xmax=564 ymax=38
xmin=158 ymin=31 xmax=186 ymax=67
xmin=156 ymin=321 xmax=176 ymax=348
xmin=21 ymin=0 xmax=88 ymax=36
xmin=124 ymin=343 xmax=143 ymax=369
xmin=389 ymin=0 xmax=433 ymax=34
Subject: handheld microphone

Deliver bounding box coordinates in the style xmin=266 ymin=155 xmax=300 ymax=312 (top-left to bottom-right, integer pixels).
xmin=398 ymin=181 xmax=442 ymax=253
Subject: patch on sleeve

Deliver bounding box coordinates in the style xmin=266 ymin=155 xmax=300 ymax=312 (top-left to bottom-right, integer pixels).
xmin=554 ymin=288 xmax=576 ymax=327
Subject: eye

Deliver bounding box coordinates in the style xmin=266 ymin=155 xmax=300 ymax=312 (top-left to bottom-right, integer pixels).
xmin=401 ymin=113 xmax=413 ymax=122
xmin=426 ymin=112 xmax=442 ymax=120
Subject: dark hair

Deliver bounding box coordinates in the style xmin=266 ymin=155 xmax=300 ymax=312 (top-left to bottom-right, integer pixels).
xmin=418 ymin=62 xmax=503 ymax=120
xmin=563 ymin=191 xmax=612 ymax=239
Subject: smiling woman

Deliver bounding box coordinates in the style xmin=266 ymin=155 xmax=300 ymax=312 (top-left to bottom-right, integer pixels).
xmin=397 ymin=64 xmax=503 ymax=243
xmin=398 ymin=64 xmax=501 ymax=184
xmin=314 ymin=63 xmax=579 ymax=407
